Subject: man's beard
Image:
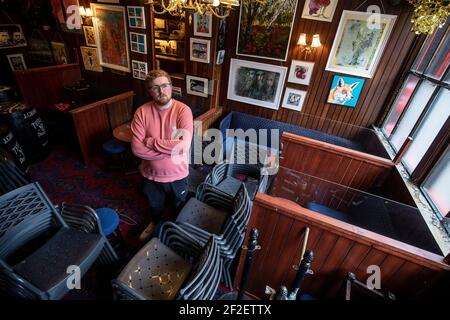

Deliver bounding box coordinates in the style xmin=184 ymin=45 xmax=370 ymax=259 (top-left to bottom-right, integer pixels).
xmin=154 ymin=94 xmax=171 ymax=105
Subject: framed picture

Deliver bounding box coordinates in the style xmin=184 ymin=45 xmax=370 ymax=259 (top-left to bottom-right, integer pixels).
xmin=127 ymin=6 xmax=146 ymax=29
xmin=190 ymin=38 xmax=210 ymax=64
xmin=193 ymin=13 xmax=212 ymax=37
xmin=325 ymin=10 xmax=397 ymax=78
xmin=28 ymin=33 xmax=53 ymax=64
xmin=216 ymin=50 xmax=225 ymax=65
xmin=130 ymin=32 xmax=147 ymax=54
xmin=51 ymin=41 xmax=69 ymax=64
xmin=132 ymin=60 xmax=148 ymax=80
xmin=236 ymin=0 xmax=299 ymax=61
xmin=186 ymin=75 xmax=209 ymax=97
xmin=281 ymin=88 xmax=307 ymax=112
xmin=327 ymin=75 xmax=365 ymax=108
xmin=0 ymin=24 xmax=27 ymax=49
xmin=98 ymin=0 xmax=120 ymax=3
xmin=91 ymin=3 xmax=130 ymax=72
xmin=288 ymin=60 xmax=315 ymax=86
xmin=301 ymin=0 xmax=339 ymax=22
xmin=80 ymin=46 xmax=103 ymax=72
xmin=83 ymin=26 xmax=96 ymax=46
xmin=227 ymin=58 xmax=287 ymax=110
xmin=7 ymin=54 xmax=27 ymax=71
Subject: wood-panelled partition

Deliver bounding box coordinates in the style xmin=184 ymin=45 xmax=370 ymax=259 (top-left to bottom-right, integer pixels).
xmin=234 ymin=193 xmax=450 ymax=300
xmin=219 ymin=0 xmax=418 ymax=131
xmin=280 ymin=132 xmax=394 ymax=190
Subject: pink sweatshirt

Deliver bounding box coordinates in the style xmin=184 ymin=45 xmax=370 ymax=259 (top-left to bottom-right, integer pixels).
xmin=131 ymin=99 xmax=193 ymax=183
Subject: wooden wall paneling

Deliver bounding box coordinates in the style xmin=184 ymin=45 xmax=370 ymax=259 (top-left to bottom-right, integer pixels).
xmin=353 ymin=248 xmax=388 ymax=282
xmin=106 ymin=92 xmax=134 ymax=129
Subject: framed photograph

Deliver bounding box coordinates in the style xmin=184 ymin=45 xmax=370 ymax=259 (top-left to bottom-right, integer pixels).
xmin=227 ymin=58 xmax=287 ymax=110
xmin=127 ymin=6 xmax=146 ymax=29
xmin=130 ymin=32 xmax=147 ymax=54
xmin=80 ymin=46 xmax=103 ymax=72
xmin=287 ymin=60 xmax=315 ymax=86
xmin=91 ymin=3 xmax=130 ymax=72
xmin=190 ymin=38 xmax=210 ymax=64
xmin=193 ymin=13 xmax=212 ymax=37
xmin=281 ymin=88 xmax=307 ymax=112
xmin=0 ymin=24 xmax=27 ymax=49
xmin=51 ymin=41 xmax=69 ymax=64
xmin=132 ymin=60 xmax=148 ymax=80
xmin=236 ymin=0 xmax=299 ymax=61
xmin=301 ymin=0 xmax=339 ymax=22
xmin=327 ymin=75 xmax=365 ymax=108
xmin=216 ymin=50 xmax=225 ymax=65
xmin=7 ymin=54 xmax=27 ymax=71
xmin=28 ymin=34 xmax=53 ymax=64
xmin=325 ymin=10 xmax=397 ymax=78
xmin=186 ymin=75 xmax=209 ymax=98
xmin=83 ymin=26 xmax=96 ymax=46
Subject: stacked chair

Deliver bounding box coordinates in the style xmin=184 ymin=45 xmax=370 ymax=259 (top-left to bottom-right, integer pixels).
xmin=112 ymin=223 xmax=221 ymax=300
xmin=175 ymin=182 xmax=252 ymax=289
xmin=0 ymin=182 xmax=118 ymax=299
xmin=0 ymin=158 xmax=28 ymax=196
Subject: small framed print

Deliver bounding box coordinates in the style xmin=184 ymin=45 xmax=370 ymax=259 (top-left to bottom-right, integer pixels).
xmin=80 ymin=46 xmax=103 ymax=72
xmin=186 ymin=75 xmax=208 ymax=97
xmin=193 ymin=13 xmax=212 ymax=37
xmin=83 ymin=26 xmax=96 ymax=47
xmin=7 ymin=53 xmax=27 ymax=71
xmin=301 ymin=0 xmax=339 ymax=22
xmin=287 ymin=60 xmax=315 ymax=85
xmin=127 ymin=6 xmax=146 ymax=29
xmin=190 ymin=38 xmax=210 ymax=64
xmin=281 ymin=88 xmax=307 ymax=112
xmin=132 ymin=59 xmax=148 ymax=80
xmin=130 ymin=32 xmax=147 ymax=54
xmin=216 ymin=50 xmax=225 ymax=65
xmin=327 ymin=75 xmax=365 ymax=108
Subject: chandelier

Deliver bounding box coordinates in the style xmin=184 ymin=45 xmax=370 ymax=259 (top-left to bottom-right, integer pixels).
xmin=407 ymin=0 xmax=450 ymax=34
xmin=147 ymin=0 xmax=240 ymax=19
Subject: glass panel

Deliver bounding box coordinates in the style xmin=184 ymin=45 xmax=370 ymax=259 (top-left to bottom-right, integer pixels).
xmin=444 ymin=66 xmax=450 ymax=84
xmin=403 ymin=88 xmax=450 ymax=172
xmin=266 ymin=166 xmax=442 ymax=255
xmin=412 ymin=22 xmax=448 ymax=74
xmin=422 ymin=146 xmax=450 ymax=217
xmin=389 ymin=80 xmax=436 ymax=152
xmin=382 ymin=74 xmax=420 ymax=137
xmin=425 ymin=27 xmax=450 ymax=80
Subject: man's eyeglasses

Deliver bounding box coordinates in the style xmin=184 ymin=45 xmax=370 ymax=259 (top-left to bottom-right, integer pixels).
xmin=149 ymin=83 xmax=172 ymax=93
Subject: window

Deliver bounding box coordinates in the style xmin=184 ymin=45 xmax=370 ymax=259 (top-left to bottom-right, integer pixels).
xmin=381 ymin=20 xmax=450 ymax=226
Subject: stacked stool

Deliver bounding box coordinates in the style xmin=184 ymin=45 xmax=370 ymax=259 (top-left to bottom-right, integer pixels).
xmin=95 ymin=207 xmax=125 ymax=249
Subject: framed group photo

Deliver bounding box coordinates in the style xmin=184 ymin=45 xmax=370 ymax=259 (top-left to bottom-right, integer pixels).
xmin=282 ymin=88 xmax=307 ymax=112
xmin=325 ymin=10 xmax=397 ymax=78
xmin=190 ymin=38 xmax=210 ymax=63
xmin=0 ymin=24 xmax=27 ymax=49
xmin=287 ymin=60 xmax=315 ymax=86
xmin=186 ymin=75 xmax=209 ymax=97
xmin=227 ymin=58 xmax=287 ymax=110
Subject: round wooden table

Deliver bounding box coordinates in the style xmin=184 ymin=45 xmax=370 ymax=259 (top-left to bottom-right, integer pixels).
xmin=113 ymin=122 xmax=132 ymax=143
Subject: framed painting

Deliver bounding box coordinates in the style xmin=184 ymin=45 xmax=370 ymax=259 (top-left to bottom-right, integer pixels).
xmin=236 ymin=0 xmax=299 ymax=61
xmin=91 ymin=3 xmax=130 ymax=72
xmin=83 ymin=26 xmax=96 ymax=46
xmin=325 ymin=10 xmax=397 ymax=78
xmin=0 ymin=24 xmax=27 ymax=49
xmin=28 ymin=31 xmax=54 ymax=64
xmin=7 ymin=54 xmax=27 ymax=71
xmin=80 ymin=46 xmax=103 ymax=72
xmin=130 ymin=32 xmax=147 ymax=54
xmin=193 ymin=13 xmax=212 ymax=38
xmin=287 ymin=60 xmax=315 ymax=85
xmin=186 ymin=75 xmax=209 ymax=97
xmin=227 ymin=58 xmax=287 ymax=110
xmin=190 ymin=38 xmax=210 ymax=63
xmin=281 ymin=88 xmax=307 ymax=112
xmin=127 ymin=6 xmax=146 ymax=29
xmin=132 ymin=60 xmax=148 ymax=80
xmin=51 ymin=42 xmax=69 ymax=64
xmin=301 ymin=0 xmax=339 ymax=22
xmin=327 ymin=75 xmax=365 ymax=108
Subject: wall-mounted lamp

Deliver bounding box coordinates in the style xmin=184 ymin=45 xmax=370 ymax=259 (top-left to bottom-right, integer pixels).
xmin=79 ymin=6 xmax=93 ymax=17
xmin=297 ymin=33 xmax=321 ymax=59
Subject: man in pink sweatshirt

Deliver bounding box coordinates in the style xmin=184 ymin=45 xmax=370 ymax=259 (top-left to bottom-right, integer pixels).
xmin=131 ymin=69 xmax=193 ymax=241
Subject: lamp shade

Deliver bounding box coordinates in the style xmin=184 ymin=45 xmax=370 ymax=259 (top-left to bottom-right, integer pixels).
xmin=297 ymin=33 xmax=307 ymax=46
xmin=85 ymin=8 xmax=93 ymax=17
xmin=78 ymin=6 xmax=86 ymax=16
xmin=311 ymin=34 xmax=321 ymax=48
